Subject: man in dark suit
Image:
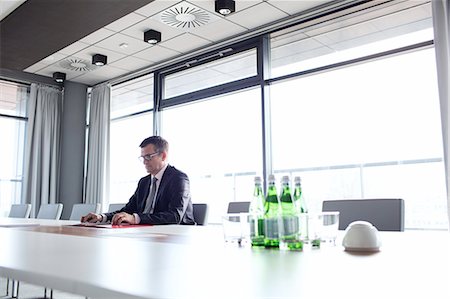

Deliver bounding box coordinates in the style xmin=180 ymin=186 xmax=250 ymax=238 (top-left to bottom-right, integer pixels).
xmin=81 ymin=136 xmax=195 ymax=225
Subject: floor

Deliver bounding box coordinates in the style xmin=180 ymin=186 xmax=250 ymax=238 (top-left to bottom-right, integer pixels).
xmin=0 ymin=279 xmax=85 ymax=299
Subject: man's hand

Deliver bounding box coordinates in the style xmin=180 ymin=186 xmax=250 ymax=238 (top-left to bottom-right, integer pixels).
xmin=81 ymin=213 xmax=102 ymax=223
xmin=112 ymin=212 xmax=136 ymax=225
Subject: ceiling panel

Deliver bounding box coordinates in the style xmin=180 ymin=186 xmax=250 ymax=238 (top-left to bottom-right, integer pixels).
xmin=95 ymin=33 xmax=151 ymax=56
xmin=226 ymin=2 xmax=289 ymax=29
xmin=79 ymin=28 xmax=117 ymax=45
xmin=121 ymin=16 xmax=185 ymax=41
xmin=110 ymin=56 xmax=154 ymax=71
xmin=4 ymin=0 xmax=336 ymax=86
xmin=58 ymin=42 xmax=91 ymax=56
xmin=188 ymin=18 xmax=247 ymax=42
xmin=132 ymin=44 xmax=181 ymax=62
xmin=104 ymin=12 xmax=147 ymax=32
xmin=268 ymin=0 xmax=331 ymax=15
xmin=72 ymin=65 xmax=131 ymax=85
xmin=160 ymin=33 xmax=211 ymax=53
xmin=134 ymin=0 xmax=179 ymax=17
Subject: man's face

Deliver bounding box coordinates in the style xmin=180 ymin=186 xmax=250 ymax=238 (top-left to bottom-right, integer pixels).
xmin=140 ymin=144 xmax=165 ymax=175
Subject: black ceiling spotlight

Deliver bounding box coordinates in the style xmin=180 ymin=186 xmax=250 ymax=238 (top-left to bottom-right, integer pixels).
xmin=92 ymin=54 xmax=107 ymax=66
xmin=52 ymin=72 xmax=66 ymax=83
xmin=215 ymin=0 xmax=235 ymax=16
xmin=144 ymin=29 xmax=162 ymax=44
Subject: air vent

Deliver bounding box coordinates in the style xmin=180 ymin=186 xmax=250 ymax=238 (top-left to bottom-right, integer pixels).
xmin=155 ymin=2 xmax=219 ymax=30
xmin=59 ymin=57 xmax=97 ymax=72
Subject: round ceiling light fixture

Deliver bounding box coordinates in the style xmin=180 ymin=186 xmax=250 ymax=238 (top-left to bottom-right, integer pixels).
xmin=215 ymin=0 xmax=235 ymax=16
xmin=92 ymin=54 xmax=107 ymax=66
xmin=52 ymin=72 xmax=66 ymax=83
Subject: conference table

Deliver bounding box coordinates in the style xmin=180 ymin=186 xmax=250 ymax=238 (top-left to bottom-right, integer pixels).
xmin=0 ymin=217 xmax=449 ymax=299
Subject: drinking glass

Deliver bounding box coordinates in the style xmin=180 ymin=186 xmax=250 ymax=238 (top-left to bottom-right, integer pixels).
xmin=308 ymin=211 xmax=340 ymax=247
xmin=221 ymin=213 xmax=250 ymax=245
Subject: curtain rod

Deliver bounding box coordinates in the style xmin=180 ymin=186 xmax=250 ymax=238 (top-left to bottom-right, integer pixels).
xmin=0 ymin=75 xmax=63 ymax=90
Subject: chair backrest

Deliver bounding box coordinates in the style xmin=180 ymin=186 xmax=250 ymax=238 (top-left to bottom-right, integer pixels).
xmin=69 ymin=203 xmax=101 ymax=220
xmin=36 ymin=203 xmax=64 ymax=220
xmin=322 ymin=198 xmax=405 ymax=231
xmin=108 ymin=203 xmax=126 ymax=213
xmin=193 ymin=203 xmax=208 ymax=225
xmin=8 ymin=204 xmax=32 ymax=218
xmin=227 ymin=201 xmax=250 ymax=213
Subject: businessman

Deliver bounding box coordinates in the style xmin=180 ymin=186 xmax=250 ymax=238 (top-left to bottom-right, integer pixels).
xmin=81 ymin=136 xmax=195 ymax=225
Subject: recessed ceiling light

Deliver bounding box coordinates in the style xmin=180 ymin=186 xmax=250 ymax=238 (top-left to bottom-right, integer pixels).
xmin=144 ymin=29 xmax=161 ymax=44
xmin=92 ymin=54 xmax=107 ymax=66
xmin=215 ymin=0 xmax=235 ymax=16
xmin=52 ymin=72 xmax=66 ymax=83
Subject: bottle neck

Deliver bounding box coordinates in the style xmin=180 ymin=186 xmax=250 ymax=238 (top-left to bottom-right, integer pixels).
xmin=253 ymin=184 xmax=263 ymax=197
xmin=280 ymin=183 xmax=292 ymax=202
xmin=293 ymin=184 xmax=302 ymax=199
xmin=266 ymin=183 xmax=278 ymax=203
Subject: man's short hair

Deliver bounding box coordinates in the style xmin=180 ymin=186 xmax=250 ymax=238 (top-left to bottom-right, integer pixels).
xmin=139 ymin=136 xmax=169 ymax=153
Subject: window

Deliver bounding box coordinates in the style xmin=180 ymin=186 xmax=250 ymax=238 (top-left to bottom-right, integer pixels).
xmin=107 ymin=0 xmax=447 ymax=229
xmin=111 ymin=74 xmax=154 ymax=119
xmin=164 ymin=48 xmax=257 ymax=99
xmin=161 ymin=88 xmax=263 ymax=223
xmin=269 ymin=44 xmax=446 ymax=229
xmin=0 ymin=81 xmax=29 ymax=216
xmin=270 ymin=1 xmax=433 ymax=78
xmin=109 ymin=75 xmax=154 ymax=206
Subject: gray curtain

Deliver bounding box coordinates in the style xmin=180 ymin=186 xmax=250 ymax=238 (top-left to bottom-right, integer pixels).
xmin=432 ymin=0 xmax=450 ymax=229
xmin=23 ymin=83 xmax=63 ymax=217
xmin=84 ymin=83 xmax=110 ymax=207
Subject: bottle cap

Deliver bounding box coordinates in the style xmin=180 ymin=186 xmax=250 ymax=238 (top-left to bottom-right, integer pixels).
xmin=268 ymin=174 xmax=276 ymax=182
xmin=281 ymin=175 xmax=290 ymax=183
xmin=294 ymin=176 xmax=301 ymax=184
xmin=254 ymin=176 xmax=262 ymax=184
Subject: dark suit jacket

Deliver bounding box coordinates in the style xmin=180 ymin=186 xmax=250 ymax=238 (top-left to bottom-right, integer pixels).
xmin=106 ymin=165 xmax=195 ymax=225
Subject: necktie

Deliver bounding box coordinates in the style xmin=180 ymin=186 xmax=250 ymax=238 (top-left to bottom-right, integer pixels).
xmin=144 ymin=177 xmax=158 ymax=214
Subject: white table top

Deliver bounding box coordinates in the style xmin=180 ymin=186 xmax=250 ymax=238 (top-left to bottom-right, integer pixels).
xmin=0 ymin=218 xmax=449 ymax=299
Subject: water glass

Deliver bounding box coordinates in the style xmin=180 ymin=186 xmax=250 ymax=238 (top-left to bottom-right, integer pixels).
xmin=308 ymin=211 xmax=340 ymax=247
xmin=221 ymin=213 xmax=250 ymax=245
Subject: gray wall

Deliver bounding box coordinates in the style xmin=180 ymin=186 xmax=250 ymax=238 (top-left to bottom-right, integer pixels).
xmin=59 ymin=81 xmax=88 ymax=219
xmin=0 ymin=69 xmax=88 ymax=219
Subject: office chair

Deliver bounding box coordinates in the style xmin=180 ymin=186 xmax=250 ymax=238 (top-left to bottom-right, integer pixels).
xmin=36 ymin=203 xmax=63 ymax=220
xmin=193 ymin=203 xmax=209 ymax=225
xmin=5 ymin=204 xmax=32 ymax=296
xmin=8 ymin=203 xmax=63 ymax=298
xmin=227 ymin=201 xmax=250 ymax=213
xmin=69 ymin=203 xmax=101 ymax=220
xmin=322 ymin=198 xmax=405 ymax=231
xmin=108 ymin=203 xmax=126 ymax=212
xmin=8 ymin=204 xmax=32 ymax=218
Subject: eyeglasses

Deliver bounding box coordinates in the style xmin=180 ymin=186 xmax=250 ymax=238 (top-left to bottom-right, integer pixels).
xmin=138 ymin=152 xmax=160 ymax=162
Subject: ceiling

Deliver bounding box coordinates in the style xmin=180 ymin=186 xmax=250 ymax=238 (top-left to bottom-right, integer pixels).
xmin=0 ymin=0 xmax=332 ymax=86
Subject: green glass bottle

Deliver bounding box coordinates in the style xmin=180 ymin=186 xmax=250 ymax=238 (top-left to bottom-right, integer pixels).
xmin=293 ymin=176 xmax=308 ymax=213
xmin=250 ymin=176 xmax=265 ymax=247
xmin=293 ymin=176 xmax=309 ymax=244
xmin=264 ymin=174 xmax=280 ymax=248
xmin=279 ymin=175 xmax=303 ymax=251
